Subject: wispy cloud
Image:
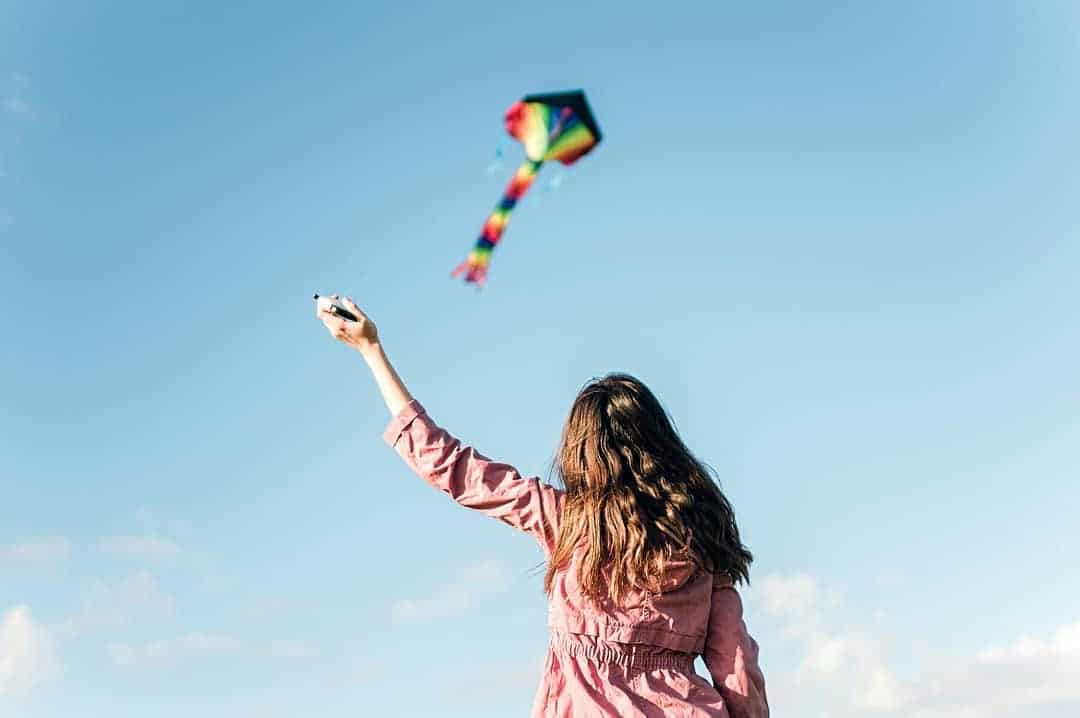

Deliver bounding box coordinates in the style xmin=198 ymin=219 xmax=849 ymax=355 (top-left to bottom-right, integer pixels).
xmin=109 ymin=633 xmax=317 ymax=668
xmin=749 ymin=573 xmax=1080 ymax=717
xmin=392 ymin=559 xmax=508 ymax=623
xmin=3 ymin=73 xmax=34 ymax=118
xmin=96 ymin=535 xmax=180 ymax=560
xmin=54 ymin=571 xmax=174 ymax=640
xmin=0 ymin=538 xmax=69 ymax=564
xmin=0 ymin=606 xmax=57 ymax=699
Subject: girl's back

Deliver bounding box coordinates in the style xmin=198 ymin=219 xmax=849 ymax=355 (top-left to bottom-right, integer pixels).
xmin=383 ymin=397 xmax=768 ymax=717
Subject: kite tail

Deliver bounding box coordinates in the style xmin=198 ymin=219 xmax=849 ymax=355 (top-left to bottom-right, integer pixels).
xmin=452 ymin=159 xmax=543 ymax=285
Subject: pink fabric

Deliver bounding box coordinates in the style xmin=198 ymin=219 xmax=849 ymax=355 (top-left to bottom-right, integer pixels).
xmin=384 ymin=400 xmax=769 ymax=718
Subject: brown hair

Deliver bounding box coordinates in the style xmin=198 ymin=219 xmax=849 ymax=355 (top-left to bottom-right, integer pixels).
xmin=544 ymin=374 xmax=753 ymax=602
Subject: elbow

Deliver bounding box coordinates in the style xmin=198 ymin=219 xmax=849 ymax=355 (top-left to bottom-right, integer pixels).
xmin=708 ymin=669 xmax=768 ymax=718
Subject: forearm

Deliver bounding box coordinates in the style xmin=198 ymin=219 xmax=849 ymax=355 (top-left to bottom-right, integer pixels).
xmin=359 ymin=342 xmax=414 ymax=417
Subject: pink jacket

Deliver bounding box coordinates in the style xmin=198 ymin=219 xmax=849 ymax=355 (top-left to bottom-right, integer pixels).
xmin=385 ymin=401 xmax=769 ymax=718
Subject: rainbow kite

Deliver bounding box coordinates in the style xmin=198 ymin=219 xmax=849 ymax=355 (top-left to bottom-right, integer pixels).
xmin=453 ymin=90 xmax=602 ymax=286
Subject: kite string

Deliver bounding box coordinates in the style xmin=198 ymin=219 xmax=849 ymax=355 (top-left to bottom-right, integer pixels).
xmin=486 ymin=136 xmax=512 ymax=175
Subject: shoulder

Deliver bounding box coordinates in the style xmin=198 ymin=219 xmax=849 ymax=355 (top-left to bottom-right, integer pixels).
xmin=710 ymin=574 xmax=746 ymax=617
xmin=712 ymin=572 xmax=735 ymax=591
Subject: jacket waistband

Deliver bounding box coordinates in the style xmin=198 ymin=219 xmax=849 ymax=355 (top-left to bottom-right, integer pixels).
xmin=549 ymin=633 xmax=695 ymax=671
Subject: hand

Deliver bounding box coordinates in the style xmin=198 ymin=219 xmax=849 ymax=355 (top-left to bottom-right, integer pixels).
xmin=316 ymin=295 xmax=379 ymax=354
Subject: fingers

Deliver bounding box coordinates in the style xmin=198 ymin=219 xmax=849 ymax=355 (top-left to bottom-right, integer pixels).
xmin=327 ymin=320 xmax=352 ymax=343
xmin=317 ymin=302 xmax=345 ymax=329
xmin=341 ymin=297 xmax=365 ymax=319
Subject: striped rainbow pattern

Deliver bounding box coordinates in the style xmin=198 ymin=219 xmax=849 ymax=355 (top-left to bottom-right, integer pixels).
xmin=453 ymin=91 xmax=601 ymax=286
xmin=452 ymin=160 xmax=541 ymax=285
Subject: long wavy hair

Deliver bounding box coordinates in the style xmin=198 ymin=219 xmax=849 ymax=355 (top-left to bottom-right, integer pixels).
xmin=543 ymin=374 xmax=753 ymax=602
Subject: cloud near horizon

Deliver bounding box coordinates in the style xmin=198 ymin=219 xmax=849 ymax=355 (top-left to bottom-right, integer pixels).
xmin=749 ymin=574 xmax=1080 ymax=717
xmin=0 ymin=606 xmax=56 ymax=699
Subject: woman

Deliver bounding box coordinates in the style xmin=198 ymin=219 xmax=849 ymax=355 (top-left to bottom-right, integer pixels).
xmin=317 ymin=295 xmax=768 ymax=717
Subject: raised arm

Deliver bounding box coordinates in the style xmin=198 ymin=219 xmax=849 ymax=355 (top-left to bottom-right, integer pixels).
xmin=703 ymin=579 xmax=769 ymax=718
xmin=382 ymin=399 xmax=562 ymax=551
xmin=316 ymin=296 xmax=562 ymax=552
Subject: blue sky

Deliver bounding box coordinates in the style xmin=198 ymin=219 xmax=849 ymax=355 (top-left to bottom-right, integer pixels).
xmin=2 ymin=1 xmax=1079 ymax=716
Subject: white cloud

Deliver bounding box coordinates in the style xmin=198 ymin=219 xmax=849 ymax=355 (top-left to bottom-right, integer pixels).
xmin=749 ymin=574 xmax=900 ymax=712
xmin=97 ymin=535 xmax=180 ymax=560
xmin=110 ymin=633 xmax=317 ymax=668
xmin=979 ymin=622 xmax=1080 ymax=662
xmin=899 ymin=621 xmax=1080 ymax=718
xmin=54 ymin=571 xmax=174 ymax=639
xmin=0 ymin=538 xmax=69 ymax=563
xmin=392 ymin=559 xmax=508 ymax=623
xmin=3 ymin=72 xmax=33 ymax=117
xmin=749 ymin=574 xmax=1080 ymax=717
xmin=0 ymin=606 xmax=56 ymax=699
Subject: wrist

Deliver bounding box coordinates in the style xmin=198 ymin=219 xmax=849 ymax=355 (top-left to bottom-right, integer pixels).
xmin=357 ymin=341 xmax=384 ymax=361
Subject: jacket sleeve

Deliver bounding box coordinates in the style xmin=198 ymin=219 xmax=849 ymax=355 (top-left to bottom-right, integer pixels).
xmin=703 ymin=579 xmax=769 ymax=718
xmin=383 ymin=400 xmax=563 ymax=554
